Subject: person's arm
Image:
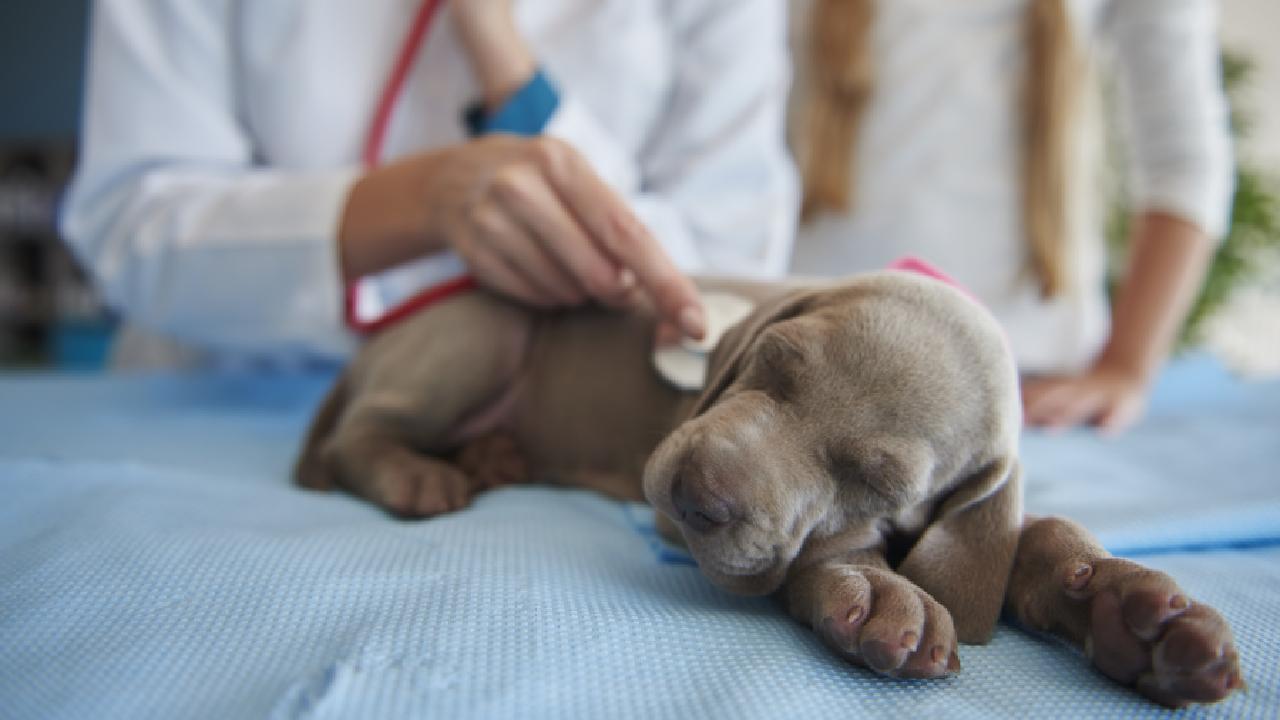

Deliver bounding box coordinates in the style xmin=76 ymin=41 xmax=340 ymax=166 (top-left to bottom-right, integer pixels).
xmin=419 ymin=0 xmax=796 ymax=328
xmin=339 ymin=133 xmax=707 ymax=336
xmin=1023 ymin=212 xmax=1214 ymax=432
xmin=66 ymin=0 xmax=708 ymax=350
xmin=337 ymin=2 xmax=706 ymax=336
xmin=60 ymin=0 xmax=359 ymax=356
xmin=1099 ymin=213 xmax=1216 ymax=391
xmin=449 ymin=2 xmax=538 ymax=114
xmin=1022 ymin=0 xmax=1232 ymax=433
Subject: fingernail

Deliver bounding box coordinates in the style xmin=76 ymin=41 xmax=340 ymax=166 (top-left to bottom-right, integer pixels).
xmin=680 ymin=305 xmax=706 ymax=340
xmin=845 ymin=606 xmax=864 ymax=625
xmin=1170 ymin=594 xmax=1189 ymax=610
xmin=617 ymin=268 xmax=636 ymax=289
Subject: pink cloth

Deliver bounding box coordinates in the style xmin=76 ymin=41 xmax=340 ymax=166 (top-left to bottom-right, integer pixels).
xmin=886 ymin=256 xmax=973 ymax=299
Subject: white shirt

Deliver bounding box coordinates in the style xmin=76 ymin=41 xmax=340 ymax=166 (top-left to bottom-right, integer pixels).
xmin=63 ymin=0 xmax=798 ymax=359
xmin=788 ymin=0 xmax=1233 ymax=373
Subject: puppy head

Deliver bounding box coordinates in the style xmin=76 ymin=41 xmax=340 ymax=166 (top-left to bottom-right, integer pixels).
xmin=643 ymin=272 xmax=1022 ymax=641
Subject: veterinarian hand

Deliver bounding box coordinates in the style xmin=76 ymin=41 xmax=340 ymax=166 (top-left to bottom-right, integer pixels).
xmin=1021 ymin=362 xmax=1148 ymax=435
xmin=338 ymin=2 xmax=705 ymax=339
xmin=339 ymin=134 xmax=707 ymax=339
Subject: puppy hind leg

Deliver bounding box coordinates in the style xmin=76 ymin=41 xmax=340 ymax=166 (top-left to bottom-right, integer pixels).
xmin=324 ymin=391 xmax=509 ymax=518
xmin=293 ymin=373 xmax=350 ymax=491
xmin=320 ymin=293 xmax=533 ymax=517
xmin=1006 ymin=516 xmax=1243 ymax=708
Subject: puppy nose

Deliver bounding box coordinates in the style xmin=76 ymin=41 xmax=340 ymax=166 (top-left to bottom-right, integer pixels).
xmin=671 ymin=477 xmax=734 ymax=533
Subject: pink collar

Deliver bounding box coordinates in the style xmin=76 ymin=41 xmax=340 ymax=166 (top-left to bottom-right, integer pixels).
xmin=887 ymin=256 xmax=977 ymax=302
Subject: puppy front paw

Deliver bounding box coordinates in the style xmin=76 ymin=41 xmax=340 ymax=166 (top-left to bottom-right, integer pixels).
xmin=358 ymin=448 xmax=473 ymax=518
xmin=1067 ymin=558 xmax=1243 ymax=708
xmin=799 ymin=564 xmax=960 ymax=679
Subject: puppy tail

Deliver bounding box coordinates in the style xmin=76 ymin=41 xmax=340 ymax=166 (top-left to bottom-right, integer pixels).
xmin=293 ymin=374 xmax=349 ymax=491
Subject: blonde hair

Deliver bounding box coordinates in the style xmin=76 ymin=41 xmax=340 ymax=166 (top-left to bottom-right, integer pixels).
xmin=798 ymin=0 xmax=1081 ymax=298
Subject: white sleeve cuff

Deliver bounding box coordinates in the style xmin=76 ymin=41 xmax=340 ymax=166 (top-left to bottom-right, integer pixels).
xmin=1136 ymin=160 xmax=1235 ymax=242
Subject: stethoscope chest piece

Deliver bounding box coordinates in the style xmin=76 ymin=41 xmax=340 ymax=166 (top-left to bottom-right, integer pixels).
xmin=652 ymin=291 xmax=755 ymax=391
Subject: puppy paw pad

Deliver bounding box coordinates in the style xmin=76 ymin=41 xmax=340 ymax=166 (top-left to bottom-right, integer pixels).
xmin=1083 ymin=563 xmax=1242 ymax=707
xmin=860 ymin=639 xmax=908 ymax=673
xmin=1064 ymin=563 xmax=1093 ymax=592
xmin=819 ymin=606 xmax=866 ymax=650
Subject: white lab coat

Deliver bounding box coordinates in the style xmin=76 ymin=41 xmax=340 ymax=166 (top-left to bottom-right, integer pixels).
xmin=789 ymin=0 xmax=1233 ymax=374
xmin=63 ymin=0 xmax=798 ymax=361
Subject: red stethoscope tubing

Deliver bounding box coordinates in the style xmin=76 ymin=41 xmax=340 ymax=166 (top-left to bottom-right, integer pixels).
xmin=344 ymin=0 xmax=476 ymax=334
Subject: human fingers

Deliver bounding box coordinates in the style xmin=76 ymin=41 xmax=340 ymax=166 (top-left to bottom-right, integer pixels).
xmin=489 ymin=162 xmax=623 ymax=303
xmin=1020 ymin=377 xmax=1049 ymax=414
xmin=653 ymin=320 xmax=683 ymax=348
xmin=457 ymin=228 xmax=557 ymax=309
xmin=469 ymin=199 xmax=584 ymax=306
xmin=1042 ymin=386 xmax=1108 ymax=430
xmin=1094 ymin=388 xmax=1145 ymax=436
xmin=529 ymin=137 xmax=705 ymax=338
xmin=1028 ymin=377 xmax=1123 ymax=431
xmin=1022 ymin=378 xmax=1080 ymax=428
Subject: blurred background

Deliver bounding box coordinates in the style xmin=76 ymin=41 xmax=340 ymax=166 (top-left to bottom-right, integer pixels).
xmin=1 ymin=1 xmax=103 ymax=369
xmin=1 ymin=0 xmax=1278 ymax=372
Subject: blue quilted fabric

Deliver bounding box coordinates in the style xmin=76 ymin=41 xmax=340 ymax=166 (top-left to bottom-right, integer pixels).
xmin=0 ymin=356 xmax=1276 ymax=719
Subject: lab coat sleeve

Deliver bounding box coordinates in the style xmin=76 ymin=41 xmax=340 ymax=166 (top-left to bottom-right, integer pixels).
xmin=543 ymin=0 xmax=798 ymax=277
xmin=60 ymin=0 xmax=358 ymax=357
xmin=1102 ymin=0 xmax=1235 ymax=240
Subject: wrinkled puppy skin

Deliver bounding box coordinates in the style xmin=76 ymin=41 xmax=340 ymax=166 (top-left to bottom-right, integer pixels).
xmin=643 ymin=274 xmax=1023 ymax=678
xmin=297 ymin=273 xmax=1242 ymax=708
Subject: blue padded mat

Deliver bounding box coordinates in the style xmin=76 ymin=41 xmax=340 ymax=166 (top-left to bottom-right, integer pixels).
xmin=0 ymin=356 xmax=1277 ymax=719
xmin=1021 ymin=357 xmax=1280 ymax=555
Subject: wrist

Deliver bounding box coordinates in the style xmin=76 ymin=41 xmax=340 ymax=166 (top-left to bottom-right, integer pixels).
xmin=1095 ymin=210 xmax=1214 ymax=390
xmin=452 ymin=8 xmax=537 ymax=110
xmin=1093 ymin=346 xmax=1155 ymax=387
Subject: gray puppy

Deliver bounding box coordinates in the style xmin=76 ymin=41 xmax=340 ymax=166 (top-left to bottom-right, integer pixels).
xmin=296 ymin=272 xmax=1242 ymax=707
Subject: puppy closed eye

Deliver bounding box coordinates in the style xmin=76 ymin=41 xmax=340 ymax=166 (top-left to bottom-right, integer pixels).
xmin=829 ymin=447 xmax=917 ymax=509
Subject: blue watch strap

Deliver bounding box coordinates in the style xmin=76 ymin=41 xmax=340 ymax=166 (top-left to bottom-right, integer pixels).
xmin=464 ymin=69 xmax=560 ymax=137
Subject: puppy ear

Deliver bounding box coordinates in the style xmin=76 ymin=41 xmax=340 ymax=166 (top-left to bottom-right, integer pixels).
xmin=690 ymin=289 xmax=817 ymax=417
xmin=896 ymin=456 xmax=1022 ymax=644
